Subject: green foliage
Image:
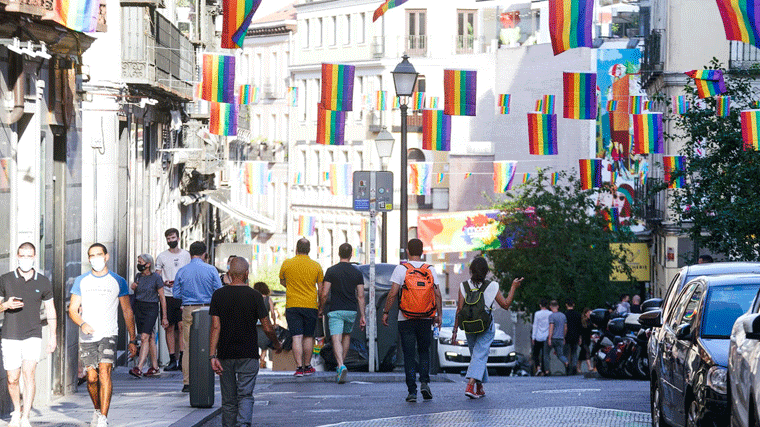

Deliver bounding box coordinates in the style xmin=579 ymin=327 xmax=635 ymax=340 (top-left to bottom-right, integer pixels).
xmin=485 ymin=170 xmax=636 ymax=317
xmin=249 ymin=262 xmax=285 ymax=292
xmin=661 ymin=58 xmax=760 ymax=261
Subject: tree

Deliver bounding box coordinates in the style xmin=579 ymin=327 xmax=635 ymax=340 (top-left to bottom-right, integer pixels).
xmin=661 ymin=59 xmax=760 ymax=261
xmin=485 ymin=170 xmax=635 ymax=316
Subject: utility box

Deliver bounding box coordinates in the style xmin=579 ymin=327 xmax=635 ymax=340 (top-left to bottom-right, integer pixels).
xmin=189 ymin=307 xmax=214 ymax=408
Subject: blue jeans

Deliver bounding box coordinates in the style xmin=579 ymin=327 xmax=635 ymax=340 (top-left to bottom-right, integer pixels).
xmin=550 ymin=338 xmax=568 ymax=366
xmin=219 ymin=358 xmax=259 ymax=427
xmin=465 ymin=322 xmax=495 ymax=383
xmin=398 ymin=318 xmax=433 ymax=394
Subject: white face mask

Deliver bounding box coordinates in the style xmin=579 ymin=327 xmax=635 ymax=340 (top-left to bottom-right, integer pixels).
xmin=90 ymin=256 xmax=106 ymax=272
xmin=18 ymin=258 xmax=34 ymax=272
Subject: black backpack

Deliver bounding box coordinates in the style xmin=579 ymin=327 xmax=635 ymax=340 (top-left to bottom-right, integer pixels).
xmin=458 ymin=281 xmax=493 ymax=334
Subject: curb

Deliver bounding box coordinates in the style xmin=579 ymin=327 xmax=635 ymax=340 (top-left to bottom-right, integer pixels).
xmin=171 ymin=405 xmax=221 ymax=427
xmin=256 ymin=372 xmax=454 ymax=384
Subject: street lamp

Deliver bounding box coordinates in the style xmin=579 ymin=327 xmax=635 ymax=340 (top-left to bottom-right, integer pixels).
xmin=391 ymin=54 xmax=418 ymax=261
xmin=375 ymin=127 xmax=395 ymax=263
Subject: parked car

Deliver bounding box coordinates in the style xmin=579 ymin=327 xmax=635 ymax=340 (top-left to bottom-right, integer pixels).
xmin=729 ymin=286 xmax=760 ymax=427
xmin=435 ymin=307 xmax=517 ymax=375
xmin=644 ymin=274 xmax=760 ymax=427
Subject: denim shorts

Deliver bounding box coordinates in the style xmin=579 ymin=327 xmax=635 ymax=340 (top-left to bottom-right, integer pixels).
xmin=285 ymin=307 xmax=318 ymax=337
xmin=327 ymin=310 xmax=357 ymax=335
xmin=79 ymin=336 xmax=117 ymax=369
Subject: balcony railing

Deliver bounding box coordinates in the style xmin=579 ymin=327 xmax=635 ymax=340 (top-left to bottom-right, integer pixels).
xmin=456 ymin=35 xmax=475 ymax=54
xmin=371 ymin=36 xmax=384 ymax=59
xmin=405 ymin=35 xmax=427 ymax=57
xmin=641 ymin=30 xmax=665 ymax=88
xmin=729 ymin=40 xmax=760 ymax=71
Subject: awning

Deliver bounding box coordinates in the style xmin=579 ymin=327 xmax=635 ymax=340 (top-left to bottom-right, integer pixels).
xmin=203 ymin=195 xmax=276 ymax=233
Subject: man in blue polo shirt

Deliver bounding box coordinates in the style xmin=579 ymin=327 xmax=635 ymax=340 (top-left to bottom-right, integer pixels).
xmin=174 ymin=241 xmax=222 ymax=392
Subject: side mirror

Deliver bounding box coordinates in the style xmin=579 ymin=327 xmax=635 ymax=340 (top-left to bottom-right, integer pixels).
xmin=744 ymin=313 xmax=760 ymax=340
xmin=639 ymin=309 xmax=662 ymax=328
xmin=642 ymin=298 xmax=663 ymax=312
xmin=675 ymin=323 xmax=692 ymax=341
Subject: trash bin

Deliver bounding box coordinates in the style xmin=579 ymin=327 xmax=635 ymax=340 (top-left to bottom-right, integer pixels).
xmin=189 ymin=307 xmax=214 ymax=408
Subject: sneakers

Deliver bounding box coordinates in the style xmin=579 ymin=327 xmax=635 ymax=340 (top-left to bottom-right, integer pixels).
xmin=476 ymin=383 xmax=485 ymax=398
xmin=144 ymin=367 xmax=160 ymax=377
xmin=293 ymin=367 xmax=304 ymax=377
xmin=405 ymin=392 xmax=417 ymax=402
xmin=90 ymin=410 xmax=101 ymax=427
xmin=129 ymin=367 xmax=142 ymax=378
xmin=303 ymin=365 xmax=316 ymax=376
xmin=465 ymin=383 xmax=478 ymax=399
xmin=96 ymin=414 xmax=108 ymax=427
xmin=20 ymin=417 xmax=31 ymax=427
xmin=420 ymin=383 xmax=433 ymax=400
xmin=336 ymin=365 xmax=347 ymax=384
xmin=9 ymin=411 xmax=20 ymax=427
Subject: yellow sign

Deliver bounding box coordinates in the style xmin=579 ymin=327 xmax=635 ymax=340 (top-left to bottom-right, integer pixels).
xmin=610 ymin=243 xmax=650 ymax=282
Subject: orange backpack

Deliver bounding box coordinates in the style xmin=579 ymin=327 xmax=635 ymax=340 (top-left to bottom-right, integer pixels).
xmin=398 ymin=263 xmax=436 ymax=319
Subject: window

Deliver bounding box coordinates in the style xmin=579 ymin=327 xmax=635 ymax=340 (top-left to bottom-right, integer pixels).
xmin=359 ymin=13 xmax=366 ymax=44
xmin=253 ymin=53 xmax=261 ymax=87
xmin=344 ymin=15 xmax=351 ymax=45
xmin=298 ymin=80 xmax=307 ymax=121
xmin=254 ymin=114 xmax=261 ymax=137
xmin=406 ymin=10 xmax=427 ymax=56
xmin=457 ymin=10 xmax=476 ymax=54
xmin=317 ymin=18 xmax=323 ymax=47
xmin=302 ymin=20 xmax=309 ymax=48
xmin=330 ymin=16 xmax=336 ymax=46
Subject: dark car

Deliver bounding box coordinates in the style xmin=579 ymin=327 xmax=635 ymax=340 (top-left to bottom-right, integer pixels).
xmin=646 ymin=274 xmax=760 ymax=427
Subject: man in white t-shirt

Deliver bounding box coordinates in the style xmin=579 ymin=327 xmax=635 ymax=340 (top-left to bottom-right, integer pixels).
xmin=69 ymin=243 xmax=137 ymax=427
xmin=155 ymin=228 xmax=191 ymax=372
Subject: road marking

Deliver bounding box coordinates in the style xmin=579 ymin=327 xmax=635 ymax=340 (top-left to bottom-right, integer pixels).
xmin=349 ymin=381 xmax=374 ymax=385
xmin=532 ymin=388 xmax=601 ymax=394
xmin=294 ymin=395 xmax=362 ymax=399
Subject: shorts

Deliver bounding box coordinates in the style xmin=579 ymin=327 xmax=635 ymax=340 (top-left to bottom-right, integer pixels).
xmin=327 ymin=310 xmax=357 ymax=335
xmin=135 ymin=300 xmax=159 ymax=335
xmin=285 ymin=307 xmax=318 ymax=337
xmin=1 ymin=338 xmax=42 ymax=370
xmin=165 ymin=296 xmax=182 ymax=325
xmin=79 ymin=336 xmax=117 ymax=369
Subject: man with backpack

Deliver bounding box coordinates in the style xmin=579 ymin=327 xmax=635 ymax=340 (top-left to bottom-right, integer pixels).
xmin=382 ymin=239 xmax=442 ymax=403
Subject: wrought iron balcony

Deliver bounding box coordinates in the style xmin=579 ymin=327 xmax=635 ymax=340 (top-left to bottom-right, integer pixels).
xmin=641 ymin=30 xmax=665 ymax=88
xmin=729 ymin=40 xmax=760 ymax=72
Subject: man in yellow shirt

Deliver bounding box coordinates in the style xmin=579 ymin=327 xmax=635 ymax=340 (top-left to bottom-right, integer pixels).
xmin=280 ymin=238 xmax=324 ymax=377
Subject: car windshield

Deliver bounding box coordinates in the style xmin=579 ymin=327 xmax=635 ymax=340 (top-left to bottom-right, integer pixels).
xmin=442 ymin=308 xmax=456 ymax=327
xmin=701 ymin=284 xmax=760 ymax=338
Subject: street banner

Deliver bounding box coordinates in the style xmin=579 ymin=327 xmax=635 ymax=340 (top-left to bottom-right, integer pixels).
xmin=610 ymin=243 xmax=650 ymax=282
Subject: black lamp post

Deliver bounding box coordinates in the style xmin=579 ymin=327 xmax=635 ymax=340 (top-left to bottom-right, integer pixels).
xmin=391 ymin=54 xmax=418 ymax=261
xmin=375 ymin=127 xmax=394 ymax=263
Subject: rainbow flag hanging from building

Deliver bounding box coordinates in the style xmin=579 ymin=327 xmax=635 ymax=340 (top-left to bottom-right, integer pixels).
xmin=317 ymin=104 xmax=346 ymax=145
xmin=209 ymin=102 xmax=238 ymax=136
xmin=632 ymin=113 xmax=664 ymax=154
xmin=493 ymin=161 xmax=518 ymax=193
xmin=498 ymin=94 xmax=511 ymax=114
xmin=563 ymin=72 xmax=596 ymax=119
xmin=288 ymin=87 xmax=298 ymax=107
xmin=202 ymin=54 xmax=236 ymax=104
xmin=222 ymin=0 xmax=262 ymax=49
xmin=629 ymin=95 xmax=645 ymax=114
xmin=548 ymin=0 xmax=594 ymax=56
xmin=444 ymin=69 xmax=477 ymax=116
xmin=528 ymin=113 xmax=558 ymax=155
xmin=244 ymin=161 xmax=268 ymax=194
xmin=373 ymin=0 xmax=410 ymax=21
xmin=193 ymin=83 xmax=202 ymax=100
xmin=673 ymin=95 xmax=689 ymax=115
xmin=741 ymin=109 xmax=760 ymax=151
xmin=422 ymin=109 xmax=452 ymax=151
xmin=522 ymin=173 xmax=531 ymax=184
xmin=606 ymin=100 xmax=618 ymax=111
xmin=329 ymin=163 xmax=352 ymax=196
xmin=663 ymin=156 xmax=686 ymax=189
xmin=409 ymin=162 xmax=433 ymax=195
xmin=716 ymin=0 xmax=760 ymax=47
xmin=53 ymin=0 xmax=100 ymax=32
xmin=578 ymin=158 xmax=602 ymax=190
xmin=297 ymin=215 xmax=316 ymax=236
xmin=429 ymin=96 xmax=440 ymax=109
xmin=393 ymin=96 xmax=401 ymax=109
xmin=716 ymin=96 xmax=731 ymax=117
xmin=413 ymin=92 xmax=426 ymax=110
xmin=238 ymin=85 xmax=254 ymax=104
xmin=550 ymin=172 xmax=560 ymax=186
xmin=376 ymin=91 xmax=388 ymax=111
xmin=321 ymin=63 xmax=355 ymax=111
xmin=541 ymin=95 xmax=556 ymax=114
xmin=685 ymin=70 xmax=727 ymax=98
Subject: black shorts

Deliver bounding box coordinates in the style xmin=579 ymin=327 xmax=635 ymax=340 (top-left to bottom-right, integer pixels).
xmin=285 ymin=307 xmax=318 ymax=337
xmin=165 ymin=296 xmax=182 ymax=325
xmin=135 ymin=300 xmax=159 ymax=335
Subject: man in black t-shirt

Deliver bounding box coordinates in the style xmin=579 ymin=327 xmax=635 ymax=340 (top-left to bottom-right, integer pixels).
xmin=564 ymin=298 xmax=583 ymax=375
xmin=0 ymin=242 xmax=56 ymax=427
xmin=209 ymin=257 xmax=281 ymax=427
xmin=319 ymin=243 xmax=365 ymax=384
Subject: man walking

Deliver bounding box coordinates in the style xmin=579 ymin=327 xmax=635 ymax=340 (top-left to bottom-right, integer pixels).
xmin=210 ymin=257 xmax=282 ymax=427
xmin=155 ymin=228 xmax=190 ymax=371
xmin=319 ymin=243 xmax=366 ymax=384
xmin=531 ymin=299 xmax=551 ymax=376
xmin=564 ymin=299 xmax=582 ymax=375
xmin=174 ymin=241 xmax=222 ymax=392
xmin=0 ymin=243 xmax=56 ymax=427
xmin=547 ymin=300 xmax=569 ymax=375
xmin=69 ymin=243 xmax=138 ymax=427
xmin=279 ymin=238 xmax=323 ymax=377
xmin=382 ymin=239 xmax=442 ymax=402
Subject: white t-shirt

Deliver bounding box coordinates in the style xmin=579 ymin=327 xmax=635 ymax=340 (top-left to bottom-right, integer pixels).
xmin=155 ymin=249 xmax=191 ymax=297
xmin=71 ymin=271 xmax=130 ymax=343
xmin=459 ymin=280 xmax=499 ymax=311
xmin=390 ymin=261 xmax=440 ymax=322
xmin=532 ymin=309 xmax=552 ymax=341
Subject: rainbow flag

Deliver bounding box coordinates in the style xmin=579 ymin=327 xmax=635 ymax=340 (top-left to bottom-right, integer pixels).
xmin=202 ymin=54 xmax=236 ymax=104
xmin=741 ymin=109 xmax=760 ymax=151
xmin=413 ymin=92 xmax=426 ymax=110
xmin=316 ymin=104 xmax=346 ymax=145
xmin=752 ymin=101 xmax=760 ymax=109
xmin=716 ymin=96 xmax=731 ymax=117
xmin=632 ymin=113 xmax=664 ymax=154
xmin=437 ymin=173 xmax=444 ymax=183
xmin=444 ymin=69 xmax=477 ymax=116
xmin=238 ymin=85 xmax=254 ymax=104
xmin=193 ymin=83 xmax=202 ymax=100
xmin=329 ymin=163 xmax=352 ymax=196
xmin=685 ymin=70 xmax=727 ymax=98
xmin=522 ymin=173 xmax=531 ymax=184
xmin=409 ymin=163 xmax=433 ymax=195
xmin=601 ymin=207 xmax=620 ymax=232
xmin=289 ymin=87 xmax=298 ymax=107
xmin=498 ymin=94 xmax=511 ymax=114
xmin=563 ymin=72 xmax=596 ymax=119
xmin=393 ymin=96 xmax=401 ymax=109
xmin=376 ymin=90 xmax=387 ymax=111
xmin=222 ymin=0 xmax=262 ymax=49
xmin=548 ymin=0 xmax=594 ymax=56
xmin=297 ymin=215 xmax=316 ymax=236
xmin=464 ymin=172 xmax=472 ymax=180
xmin=673 ymin=95 xmax=689 ymax=115
xmin=53 ymin=0 xmax=100 ymax=32
xmin=493 ymin=161 xmax=517 ymax=193
xmin=663 ymin=156 xmax=686 ymax=189
xmin=606 ymin=100 xmax=618 ymax=111
xmin=578 ymin=159 xmax=602 ymax=190
xmin=209 ymin=102 xmax=238 ymax=136
xmin=550 ymin=172 xmax=560 ymax=186
xmin=429 ymin=96 xmax=441 ymax=109
xmin=535 ymin=99 xmax=544 ymax=112
xmin=321 ymin=63 xmax=355 ymax=111
xmin=541 ymin=95 xmax=556 ymax=114
xmin=716 ymin=0 xmax=760 ymax=47
xmin=528 ymin=113 xmax=558 ymax=155
xmin=629 ymin=95 xmax=645 ymax=114
xmin=373 ymin=0 xmax=410 ymax=21
xmin=244 ymin=161 xmax=268 ymax=194
xmin=639 ymin=161 xmax=649 ymax=186
xmin=422 ymin=109 xmax=452 ymax=151
xmin=252 ymin=87 xmax=260 ymax=103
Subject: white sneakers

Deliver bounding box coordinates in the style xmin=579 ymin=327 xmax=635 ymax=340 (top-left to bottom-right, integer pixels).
xmin=90 ymin=410 xmax=101 ymax=427
xmin=19 ymin=417 xmax=31 ymax=427
xmin=8 ymin=411 xmax=20 ymax=427
xmin=96 ymin=414 xmax=108 ymax=427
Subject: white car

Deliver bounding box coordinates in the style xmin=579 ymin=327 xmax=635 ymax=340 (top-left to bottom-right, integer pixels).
xmin=729 ymin=290 xmax=760 ymax=427
xmin=436 ymin=307 xmax=517 ymax=374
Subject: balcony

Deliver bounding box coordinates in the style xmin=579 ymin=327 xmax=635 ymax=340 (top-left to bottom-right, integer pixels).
xmin=636 ymin=178 xmax=665 ymax=225
xmin=456 ymin=35 xmax=475 ymax=54
xmin=640 ymin=30 xmax=665 ymax=88
xmin=371 ymin=36 xmax=384 ymax=59
xmin=405 ymin=35 xmax=427 ymax=57
xmin=729 ymin=41 xmax=760 ymax=72
xmin=121 ymin=6 xmax=194 ymax=101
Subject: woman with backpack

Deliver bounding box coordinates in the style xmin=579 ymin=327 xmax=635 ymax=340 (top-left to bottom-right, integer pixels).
xmin=451 ymin=256 xmax=522 ymax=399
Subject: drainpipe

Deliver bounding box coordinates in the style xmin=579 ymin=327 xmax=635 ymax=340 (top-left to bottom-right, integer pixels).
xmin=1 ymin=53 xmax=24 ymax=124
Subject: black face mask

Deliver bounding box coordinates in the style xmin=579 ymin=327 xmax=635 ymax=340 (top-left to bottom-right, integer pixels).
xmin=136 ymin=264 xmax=147 ymax=272
xmin=167 ymin=241 xmax=178 ymax=249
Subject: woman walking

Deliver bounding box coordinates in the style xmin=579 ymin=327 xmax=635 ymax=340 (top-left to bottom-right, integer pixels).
xmin=577 ymin=307 xmax=595 ymax=373
xmin=130 ymin=254 xmax=169 ymax=377
xmin=452 ymin=257 xmax=522 ymax=398
xmin=253 ymin=282 xmax=277 ymax=368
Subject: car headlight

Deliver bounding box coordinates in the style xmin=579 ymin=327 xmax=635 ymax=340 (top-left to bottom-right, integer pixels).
xmin=707 ymin=366 xmax=728 ymax=394
xmin=439 ymin=337 xmax=467 ymax=346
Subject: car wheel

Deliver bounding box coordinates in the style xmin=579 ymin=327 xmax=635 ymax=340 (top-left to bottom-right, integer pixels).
xmin=651 ymin=382 xmax=667 ymax=427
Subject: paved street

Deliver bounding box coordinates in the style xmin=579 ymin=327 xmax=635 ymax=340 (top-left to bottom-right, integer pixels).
xmin=202 ymin=373 xmax=650 ymax=427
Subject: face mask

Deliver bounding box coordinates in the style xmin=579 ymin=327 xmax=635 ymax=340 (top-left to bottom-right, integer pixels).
xmin=226 ymin=265 xmax=230 ymax=272
xmin=90 ymin=256 xmax=106 ymax=272
xmin=18 ymin=258 xmax=34 ymax=272
xmin=167 ymin=241 xmax=178 ymax=249
xmin=136 ymin=264 xmax=147 ymax=272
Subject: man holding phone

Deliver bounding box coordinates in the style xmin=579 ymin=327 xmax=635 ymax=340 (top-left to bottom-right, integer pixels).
xmin=0 ymin=242 xmax=56 ymax=427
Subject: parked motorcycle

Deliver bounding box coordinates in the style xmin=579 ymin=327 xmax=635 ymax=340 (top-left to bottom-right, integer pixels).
xmin=589 ymin=308 xmax=648 ymax=379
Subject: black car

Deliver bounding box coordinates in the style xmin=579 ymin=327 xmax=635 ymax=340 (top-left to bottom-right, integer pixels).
xmin=644 ymin=274 xmax=760 ymax=427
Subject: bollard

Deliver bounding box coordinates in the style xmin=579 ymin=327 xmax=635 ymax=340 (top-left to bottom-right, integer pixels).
xmin=189 ymin=307 xmax=214 ymax=408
